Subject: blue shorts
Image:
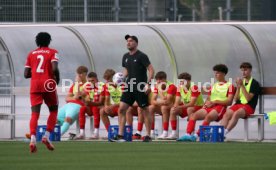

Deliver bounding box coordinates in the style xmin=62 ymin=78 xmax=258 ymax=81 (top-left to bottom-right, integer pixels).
xmin=57 ymin=103 xmax=81 ymax=125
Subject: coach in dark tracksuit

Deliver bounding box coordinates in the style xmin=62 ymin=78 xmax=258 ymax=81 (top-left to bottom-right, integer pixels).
xmin=111 ymin=34 xmax=154 ymax=142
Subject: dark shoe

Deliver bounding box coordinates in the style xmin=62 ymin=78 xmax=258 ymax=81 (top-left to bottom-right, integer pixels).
xmin=142 ymin=135 xmax=152 ymax=142
xmin=69 ymin=133 xmax=77 ymax=140
xmin=109 ymin=135 xmax=126 ymax=142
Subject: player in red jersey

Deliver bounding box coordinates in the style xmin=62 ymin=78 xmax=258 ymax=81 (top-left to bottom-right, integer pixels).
xmin=149 ymin=71 xmax=177 ymax=139
xmin=168 ymin=72 xmax=204 ymax=140
xmin=100 ymin=69 xmax=125 ymax=134
xmin=76 ymin=72 xmax=106 ymax=139
xmin=24 ymin=32 xmax=60 ymax=153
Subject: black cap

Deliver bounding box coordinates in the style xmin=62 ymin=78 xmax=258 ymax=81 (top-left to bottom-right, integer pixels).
xmin=125 ymin=34 xmax=138 ymax=43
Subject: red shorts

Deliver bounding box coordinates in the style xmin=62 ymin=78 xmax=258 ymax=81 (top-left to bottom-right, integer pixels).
xmin=203 ymin=105 xmax=226 ymax=121
xmin=30 ymin=91 xmax=58 ymax=107
xmin=88 ymin=106 xmax=100 ymax=116
xmin=229 ymin=104 xmax=255 ymax=118
xmin=111 ymin=106 xmax=119 ymax=117
xmin=179 ymin=106 xmax=202 ymax=118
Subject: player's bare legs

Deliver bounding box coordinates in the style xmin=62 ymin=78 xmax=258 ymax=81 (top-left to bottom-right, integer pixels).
xmin=149 ymin=105 xmax=159 ymax=137
xmin=141 ymin=106 xmax=151 ymax=137
xmin=195 ymin=110 xmax=219 ymax=136
xmin=101 ymin=107 xmax=111 ymax=132
xmin=225 ymin=108 xmax=246 ymax=132
xmin=118 ymin=102 xmax=129 ymax=138
xmin=126 ymin=107 xmax=134 ymax=126
xmin=220 ymin=109 xmax=234 ymax=128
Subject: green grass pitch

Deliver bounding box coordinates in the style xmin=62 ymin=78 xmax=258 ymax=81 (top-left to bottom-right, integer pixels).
xmin=0 ymin=141 xmax=276 ymax=170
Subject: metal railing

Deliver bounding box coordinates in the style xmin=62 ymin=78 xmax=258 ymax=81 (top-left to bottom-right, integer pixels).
xmin=0 ymin=0 xmax=270 ymax=23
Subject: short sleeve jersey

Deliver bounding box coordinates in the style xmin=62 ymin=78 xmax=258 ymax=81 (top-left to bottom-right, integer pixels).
xmin=154 ymin=84 xmax=177 ymax=96
xmin=235 ymin=78 xmax=260 ymax=109
xmin=122 ymin=50 xmax=150 ymax=89
xmin=25 ymin=47 xmax=59 ymax=93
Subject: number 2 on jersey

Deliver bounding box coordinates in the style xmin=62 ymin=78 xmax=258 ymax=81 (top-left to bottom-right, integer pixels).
xmin=36 ymin=55 xmax=44 ymax=73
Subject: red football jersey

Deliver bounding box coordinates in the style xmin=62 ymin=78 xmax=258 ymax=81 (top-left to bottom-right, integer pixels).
xmin=25 ymin=47 xmax=59 ymax=93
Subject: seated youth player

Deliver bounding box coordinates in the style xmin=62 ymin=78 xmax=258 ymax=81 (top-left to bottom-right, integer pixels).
xmin=220 ymin=62 xmax=260 ymax=138
xmin=57 ymin=66 xmax=90 ymax=136
xmin=178 ymin=64 xmax=235 ymax=142
xmin=149 ymin=71 xmax=177 ymax=139
xmin=76 ymin=72 xmax=106 ymax=139
xmin=167 ymin=72 xmax=204 ymax=140
xmin=100 ymin=69 xmax=124 ymax=133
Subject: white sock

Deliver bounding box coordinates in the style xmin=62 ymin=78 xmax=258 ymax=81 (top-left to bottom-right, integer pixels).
xmin=171 ymin=130 xmax=176 ymax=135
xmin=80 ymin=129 xmax=84 ymax=136
xmin=225 ymin=129 xmax=229 ymax=135
xmin=150 ymin=130 xmax=154 ymax=135
xmin=136 ymin=131 xmax=141 ymax=135
xmin=94 ymin=128 xmax=99 ymax=134
xmin=31 ymin=135 xmax=36 ymax=144
xmin=44 ymin=131 xmax=50 ymax=140
xmin=163 ymin=131 xmax=168 ymax=135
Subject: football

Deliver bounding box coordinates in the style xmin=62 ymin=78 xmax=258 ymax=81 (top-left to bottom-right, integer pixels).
xmin=113 ymin=72 xmax=124 ymax=84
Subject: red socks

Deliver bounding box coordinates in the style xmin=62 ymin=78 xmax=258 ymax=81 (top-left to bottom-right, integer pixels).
xmin=151 ymin=121 xmax=155 ymax=130
xmin=170 ymin=120 xmax=177 ymax=131
xmin=30 ymin=112 xmax=40 ymax=135
xmin=137 ymin=122 xmax=143 ymax=131
xmin=93 ymin=107 xmax=100 ymax=129
xmin=186 ymin=120 xmax=196 ymax=134
xmin=46 ymin=110 xmax=58 ymax=132
xmin=163 ymin=122 xmax=169 ymax=131
xmin=79 ymin=106 xmax=87 ymax=129
xmin=79 ymin=106 xmax=100 ymax=129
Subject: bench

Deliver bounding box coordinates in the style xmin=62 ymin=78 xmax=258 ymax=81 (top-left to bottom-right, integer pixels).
xmin=244 ymin=114 xmax=264 ymax=141
xmin=0 ymin=113 xmax=15 ymax=120
xmin=0 ymin=113 xmax=15 ymax=139
xmin=243 ymin=87 xmax=276 ymax=141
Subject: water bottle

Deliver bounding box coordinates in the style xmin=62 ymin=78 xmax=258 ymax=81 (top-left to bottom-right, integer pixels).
xmin=154 ymin=129 xmax=158 ymax=140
